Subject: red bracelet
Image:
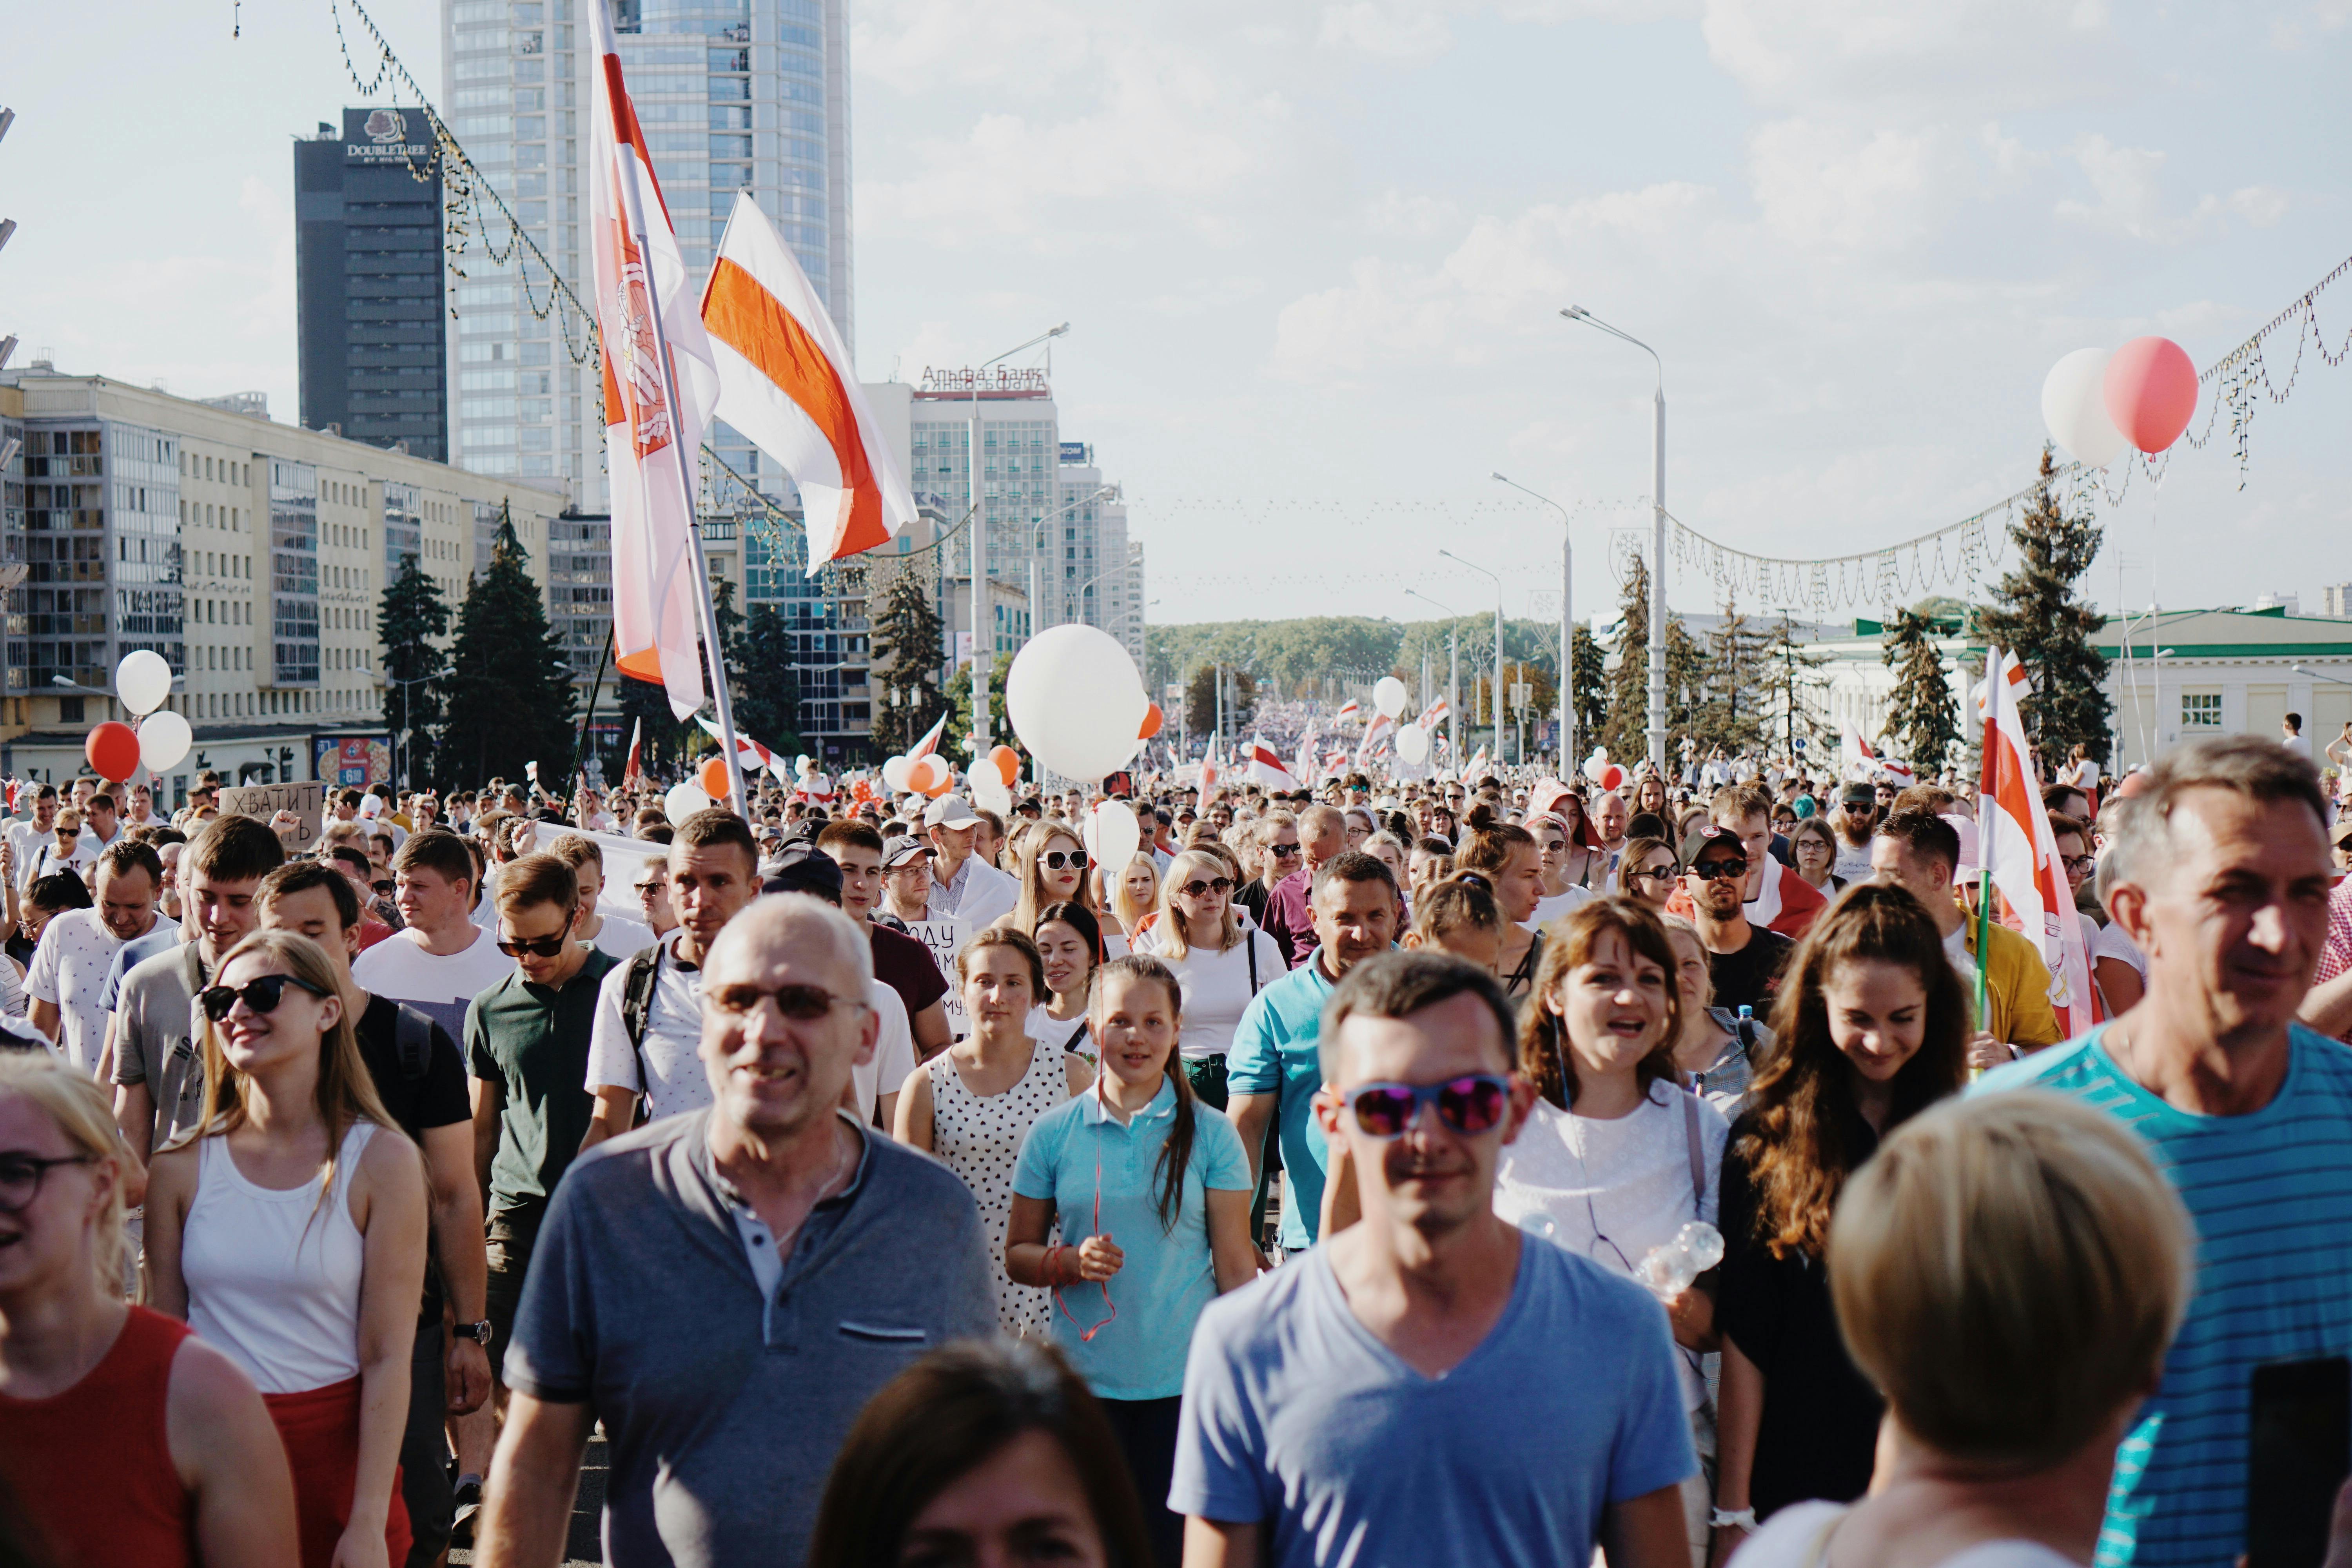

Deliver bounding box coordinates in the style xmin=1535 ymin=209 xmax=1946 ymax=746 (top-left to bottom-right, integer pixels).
xmin=1044 ymin=1244 xmax=1067 ymax=1286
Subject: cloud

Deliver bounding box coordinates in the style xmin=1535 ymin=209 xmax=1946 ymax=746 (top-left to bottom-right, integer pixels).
xmin=1318 ymin=2 xmax=1455 ymax=57
xmin=1365 ymin=189 xmax=1462 ymax=237
xmin=1700 ymin=0 xmax=2116 ymax=114
xmin=2054 ymin=136 xmax=2292 ymax=243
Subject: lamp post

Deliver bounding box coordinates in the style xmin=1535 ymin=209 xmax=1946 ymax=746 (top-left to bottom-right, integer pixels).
xmin=1439 ymin=548 xmax=1506 ymax=764
xmin=1560 ymin=306 xmax=1666 ymax=775
xmin=1024 ymin=484 xmax=1117 ymax=646
xmin=1493 ymin=472 xmax=1574 ymax=768
xmin=388 ymin=665 xmax=450 ymax=790
xmin=2151 ymin=646 xmax=2176 ymax=763
xmin=969 ymin=323 xmax=1069 ymax=755
xmin=1404 ymin=588 xmax=1461 ymax=763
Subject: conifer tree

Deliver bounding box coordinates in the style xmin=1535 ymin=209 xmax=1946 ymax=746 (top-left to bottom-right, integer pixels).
xmin=1760 ymin=613 xmax=1833 ymax=758
xmin=1881 ymin=607 xmax=1962 ymax=775
xmin=1978 ymin=446 xmax=2112 ymax=763
xmin=1568 ymin=624 xmax=1608 ymax=759
xmin=870 ymin=565 xmax=946 ymax=753
xmin=440 ymin=511 xmax=577 ymax=786
xmin=1700 ymin=594 xmax=1773 ymax=753
xmin=1664 ymin=616 xmax=1709 ymax=747
xmin=377 ymin=555 xmax=448 ymax=788
xmin=1602 ymin=555 xmax=1651 ymax=760
xmin=946 ymin=653 xmax=1013 ymax=763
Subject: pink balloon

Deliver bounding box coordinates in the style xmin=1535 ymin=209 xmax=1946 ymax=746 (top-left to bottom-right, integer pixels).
xmin=2102 ymin=336 xmax=2198 ymax=454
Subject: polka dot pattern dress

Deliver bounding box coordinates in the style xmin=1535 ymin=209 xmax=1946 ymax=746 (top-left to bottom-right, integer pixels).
xmin=927 ymin=1038 xmax=1070 ymax=1337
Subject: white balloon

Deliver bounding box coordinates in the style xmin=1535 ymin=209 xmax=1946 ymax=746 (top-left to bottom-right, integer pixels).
xmin=1395 ymin=723 xmax=1430 ymax=764
xmin=1373 ymin=676 xmax=1408 ymax=719
xmin=2041 ymin=347 xmax=2127 ymax=468
xmin=1084 ymin=799 xmax=1142 ymax=878
xmin=1006 ymin=624 xmax=1149 ymax=781
xmin=664 ymin=781 xmax=713 ymax=822
xmin=971 ymin=769 xmax=1014 ymax=817
xmin=116 ymin=650 xmax=173 ymax=717
xmin=137 ymin=709 xmax=192 ymax=772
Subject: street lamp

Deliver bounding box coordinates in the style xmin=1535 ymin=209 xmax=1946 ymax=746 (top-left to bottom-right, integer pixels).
xmin=1403 ymin=588 xmax=1462 ymax=762
xmin=1560 ymin=305 xmax=1666 ymax=773
xmin=388 ymin=664 xmax=452 ymax=789
xmin=1493 ymin=472 xmax=1574 ymax=767
xmin=1438 ymin=549 xmax=1507 ymax=764
xmin=969 ymin=322 xmax=1070 ymax=755
xmin=1025 ymin=484 xmax=1117 ymax=644
xmin=2151 ymin=648 xmax=2177 ymax=762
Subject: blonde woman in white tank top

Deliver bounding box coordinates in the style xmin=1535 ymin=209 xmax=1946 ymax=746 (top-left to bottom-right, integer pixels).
xmin=145 ymin=930 xmax=428 ymax=1568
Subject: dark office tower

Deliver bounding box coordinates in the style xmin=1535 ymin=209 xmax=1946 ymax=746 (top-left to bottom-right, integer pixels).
xmin=294 ymin=109 xmax=449 ymax=461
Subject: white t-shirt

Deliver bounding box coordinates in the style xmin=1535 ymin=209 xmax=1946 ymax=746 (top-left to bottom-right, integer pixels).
xmin=1530 ymin=886 xmax=1595 ymax=929
xmin=7 ymin=818 xmax=53 ymax=889
xmin=2285 ymin=733 xmax=2315 ymax=759
xmin=2093 ymin=917 xmax=2145 ymax=978
xmin=1024 ymin=1004 xmax=1093 ymax=1058
xmin=27 ymin=908 xmax=143 ymax=1075
xmin=1158 ymin=927 xmax=1283 ymax=1061
xmin=1730 ymin=1501 xmax=2076 ymax=1568
xmin=585 ymin=911 xmax=657 ymax=962
xmin=350 ymin=924 xmax=517 ymax=1047
xmin=1492 ymin=1091 xmax=1729 ymax=1411
xmin=852 ymin=980 xmax=918 ymax=1128
xmin=584 ymin=929 xmax=710 ymax=1120
xmin=1830 ymin=835 xmax=1875 ymax=883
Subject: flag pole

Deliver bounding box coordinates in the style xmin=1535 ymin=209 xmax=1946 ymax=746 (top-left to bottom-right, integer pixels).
xmin=1974 ymin=646 xmax=1997 ymax=1048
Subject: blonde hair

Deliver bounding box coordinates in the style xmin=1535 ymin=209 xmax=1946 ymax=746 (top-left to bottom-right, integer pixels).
xmin=1830 ymin=1090 xmax=2192 ymax=1468
xmin=1007 ymin=820 xmax=1103 ymax=935
xmin=171 ymin=929 xmax=399 ymax=1228
xmin=1111 ymin=855 xmax=1160 ymax=935
xmin=1155 ymin=849 xmax=1242 ymax=960
xmin=0 ymin=1054 xmax=130 ymax=1295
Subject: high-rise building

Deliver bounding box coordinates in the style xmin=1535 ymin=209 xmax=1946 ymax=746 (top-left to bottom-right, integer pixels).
xmin=1052 ymin=442 xmax=1129 ymax=642
xmin=911 ymin=368 xmax=1060 ymax=673
xmin=294 ymin=110 xmax=450 ymax=460
xmin=438 ymin=0 xmax=855 ymax=512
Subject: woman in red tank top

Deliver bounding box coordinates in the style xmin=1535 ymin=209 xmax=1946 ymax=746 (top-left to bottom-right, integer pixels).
xmin=0 ymin=1055 xmax=296 ymax=1567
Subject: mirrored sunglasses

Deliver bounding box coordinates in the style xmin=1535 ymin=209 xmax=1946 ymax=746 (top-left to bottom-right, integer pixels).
xmin=1342 ymin=1074 xmax=1511 ymax=1138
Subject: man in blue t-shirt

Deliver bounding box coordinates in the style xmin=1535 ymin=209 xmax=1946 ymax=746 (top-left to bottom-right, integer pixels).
xmin=1983 ymin=735 xmax=2352 ymax=1568
xmin=1228 ymin=850 xmax=1399 ymax=1251
xmin=1175 ymin=952 xmax=1695 ymax=1567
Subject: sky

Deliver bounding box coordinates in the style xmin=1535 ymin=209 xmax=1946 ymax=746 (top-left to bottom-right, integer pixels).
xmin=6 ymin=0 xmax=2349 ymax=632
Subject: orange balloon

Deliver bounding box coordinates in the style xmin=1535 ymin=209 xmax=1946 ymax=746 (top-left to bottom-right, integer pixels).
xmin=924 ymin=766 xmax=955 ymax=798
xmin=904 ymin=755 xmax=941 ymax=794
xmin=989 ymin=745 xmax=1022 ymax=788
xmin=699 ymin=754 xmax=732 ymax=799
xmin=1138 ymin=702 xmax=1164 ymax=739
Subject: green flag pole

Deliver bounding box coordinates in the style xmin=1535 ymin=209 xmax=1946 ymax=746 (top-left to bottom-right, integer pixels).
xmin=1975 ymin=866 xmax=1992 ymax=1029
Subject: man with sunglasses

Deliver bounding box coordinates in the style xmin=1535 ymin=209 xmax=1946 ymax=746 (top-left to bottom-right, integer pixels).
xmin=1260 ymin=805 xmax=1348 ymax=973
xmin=1176 ymin=953 xmax=1695 ymax=1567
xmin=1830 ymin=782 xmax=1880 ymax=882
xmin=1232 ymin=812 xmax=1296 ymax=954
xmin=1679 ymin=824 xmax=1793 ymax=1018
xmin=481 ymin=895 xmax=994 ymax=1568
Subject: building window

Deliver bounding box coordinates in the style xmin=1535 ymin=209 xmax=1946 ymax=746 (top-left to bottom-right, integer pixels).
xmin=2181 ymin=692 xmax=2222 ymax=729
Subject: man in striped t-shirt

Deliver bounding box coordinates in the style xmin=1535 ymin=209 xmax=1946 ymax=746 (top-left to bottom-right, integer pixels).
xmin=1983 ymin=734 xmax=2352 ymax=1568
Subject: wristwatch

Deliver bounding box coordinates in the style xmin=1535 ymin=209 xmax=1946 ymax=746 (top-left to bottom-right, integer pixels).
xmin=454 ymin=1320 xmax=493 ymax=1347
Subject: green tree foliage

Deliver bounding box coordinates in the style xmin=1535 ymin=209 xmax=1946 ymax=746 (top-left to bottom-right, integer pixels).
xmin=1882 ymin=607 xmax=1962 ymax=774
xmin=1977 ymin=447 xmax=2112 ymax=764
xmin=944 ymin=652 xmax=1011 ymax=765
xmin=439 ymin=513 xmax=578 ymax=786
xmin=1568 ymin=623 xmax=1608 ymax=757
xmin=1146 ymin=615 xmax=1560 ymax=705
xmin=870 ymin=566 xmax=946 ymax=753
xmin=1602 ymin=555 xmax=1652 ymax=760
xmin=1760 ymin=614 xmax=1834 ymax=758
xmin=729 ymin=603 xmax=801 ymax=756
xmin=1664 ymin=616 xmax=1709 ymax=745
xmin=377 ymin=555 xmax=449 ymax=788
xmin=1186 ymin=664 xmax=1257 ymax=740
xmin=1699 ymin=595 xmax=1774 ymax=753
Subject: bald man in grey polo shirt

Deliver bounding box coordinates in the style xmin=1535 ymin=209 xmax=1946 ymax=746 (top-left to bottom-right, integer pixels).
xmin=479 ymin=895 xmax=994 ymax=1568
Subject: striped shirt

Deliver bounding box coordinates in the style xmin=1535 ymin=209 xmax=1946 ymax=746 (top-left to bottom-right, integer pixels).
xmin=1979 ymin=1025 xmax=2352 ymax=1567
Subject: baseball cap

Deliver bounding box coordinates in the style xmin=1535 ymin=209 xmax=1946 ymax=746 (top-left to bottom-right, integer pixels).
xmin=1679 ymin=823 xmax=1745 ymax=866
xmin=1940 ymin=813 xmax=1982 ymax=883
xmin=761 ymin=842 xmax=844 ymax=902
xmin=924 ymin=794 xmax=982 ymax=830
xmin=882 ymin=834 xmax=935 ymax=869
xmin=2329 ymin=817 xmax=2352 ymax=848
xmin=1840 ymin=782 xmax=1876 ymax=808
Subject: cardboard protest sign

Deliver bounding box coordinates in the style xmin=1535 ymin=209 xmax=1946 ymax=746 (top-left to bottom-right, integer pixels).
xmin=906 ymin=917 xmax=971 ymax=1038
xmin=219 ymin=782 xmax=324 ymax=854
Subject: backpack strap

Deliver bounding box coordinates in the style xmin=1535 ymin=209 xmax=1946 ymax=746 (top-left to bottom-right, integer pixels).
xmin=1245 ymin=929 xmax=1260 ymax=996
xmin=394 ymin=1002 xmax=433 ymax=1081
xmin=1681 ymin=1087 xmax=1706 ymax=1211
xmin=621 ymin=944 xmax=663 ymax=1122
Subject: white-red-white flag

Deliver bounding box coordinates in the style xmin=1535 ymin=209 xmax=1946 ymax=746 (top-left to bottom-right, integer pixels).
xmin=1420 ymin=695 xmax=1450 ymax=729
xmin=696 ymin=715 xmax=787 ymax=779
xmin=1977 ymin=649 xmax=2095 ymax=1037
xmin=1292 ymin=719 xmax=1317 ymax=789
xmin=621 ymin=719 xmax=644 ymax=789
xmin=701 ymin=193 xmax=916 ymax=570
xmin=1841 ymin=720 xmax=1878 ymax=782
xmin=907 ymin=711 xmax=948 ymax=760
xmin=1356 ymin=711 xmax=1395 ymax=764
xmin=1334 ymin=699 xmax=1362 ymax=724
xmin=1246 ymin=735 xmax=1302 ymax=793
xmin=590 ymin=0 xmax=719 ymax=721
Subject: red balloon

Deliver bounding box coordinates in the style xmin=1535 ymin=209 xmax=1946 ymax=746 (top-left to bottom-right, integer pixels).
xmin=698 ymin=754 xmax=733 ymax=800
xmin=85 ymin=721 xmax=141 ymax=782
xmin=2102 ymin=336 xmax=2198 ymax=454
xmin=1138 ymin=702 xmax=1164 ymax=740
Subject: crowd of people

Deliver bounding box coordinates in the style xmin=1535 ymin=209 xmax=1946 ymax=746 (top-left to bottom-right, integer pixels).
xmin=3 ymin=731 xmax=2352 ymax=1568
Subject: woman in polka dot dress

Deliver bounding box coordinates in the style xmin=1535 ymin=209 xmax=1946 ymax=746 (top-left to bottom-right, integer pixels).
xmin=895 ymin=926 xmax=1093 ymax=1336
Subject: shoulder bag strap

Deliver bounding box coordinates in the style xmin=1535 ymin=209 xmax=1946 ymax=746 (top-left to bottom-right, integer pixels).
xmin=1245 ymin=929 xmax=1260 ymax=996
xmin=1682 ymin=1087 xmax=1706 ymax=1210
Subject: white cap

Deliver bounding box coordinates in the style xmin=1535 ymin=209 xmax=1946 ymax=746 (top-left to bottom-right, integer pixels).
xmin=924 ymin=794 xmax=982 ymax=830
xmin=1940 ymin=812 xmax=1980 ymax=882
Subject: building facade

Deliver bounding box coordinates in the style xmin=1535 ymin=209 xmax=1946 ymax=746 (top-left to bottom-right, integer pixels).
xmin=294 ymin=109 xmax=450 ymax=461
xmin=912 ymin=367 xmax=1060 ymax=671
xmin=438 ymin=0 xmax=854 ymax=511
xmin=0 ymin=366 xmax=565 ymax=789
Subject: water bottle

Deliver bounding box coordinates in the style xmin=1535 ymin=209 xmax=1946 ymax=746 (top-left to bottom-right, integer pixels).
xmin=1635 ymin=1220 xmax=1725 ymax=1300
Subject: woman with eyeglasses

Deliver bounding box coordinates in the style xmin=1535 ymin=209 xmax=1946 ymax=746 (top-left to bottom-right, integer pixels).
xmin=1342 ymin=806 xmax=1377 ymax=850
xmin=1617 ymin=836 xmax=1682 ymax=913
xmin=36 ymin=807 xmax=87 ymax=886
xmin=1140 ymin=850 xmax=1284 ymax=1113
xmin=0 ymin=1054 xmax=303 ymax=1567
xmin=897 ymin=929 xmax=1093 ymax=1338
xmin=1708 ymin=884 xmax=1968 ymax=1562
xmin=1007 ymin=957 xmax=1255 ymax=1566
xmin=1027 ymin=902 xmax=1104 ymax=1061
xmin=143 ymin=930 xmax=429 ymax=1568
xmin=5 ymin=872 xmax=89 ymax=1006
xmin=1498 ymin=897 xmax=1731 ymax=1561
xmin=1786 ymin=817 xmax=1841 ymax=896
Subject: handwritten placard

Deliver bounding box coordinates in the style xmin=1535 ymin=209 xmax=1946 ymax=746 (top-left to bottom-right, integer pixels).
xmin=218 ymin=782 xmax=324 ymax=853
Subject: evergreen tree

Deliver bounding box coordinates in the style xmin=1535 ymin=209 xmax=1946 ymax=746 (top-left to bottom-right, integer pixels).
xmin=1602 ymin=555 xmax=1651 ymax=760
xmin=1186 ymin=664 xmax=1256 ymax=740
xmin=945 ymin=652 xmax=1013 ymax=764
xmin=1664 ymin=616 xmax=1709 ymax=748
xmin=440 ymin=512 xmax=577 ymax=786
xmin=1568 ymin=624 xmax=1608 ymax=759
xmin=1761 ymin=614 xmax=1834 ymax=759
xmin=730 ymin=603 xmax=802 ymax=755
xmin=377 ymin=555 xmax=448 ymax=789
xmin=1978 ymin=446 xmax=2112 ymax=763
xmin=870 ymin=566 xmax=946 ymax=753
xmin=1699 ymin=594 xmax=1774 ymax=753
xmin=1882 ymin=606 xmax=1962 ymax=774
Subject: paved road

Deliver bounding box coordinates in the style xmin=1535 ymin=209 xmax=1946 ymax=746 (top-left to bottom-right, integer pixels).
xmin=451 ymin=1435 xmax=607 ymax=1566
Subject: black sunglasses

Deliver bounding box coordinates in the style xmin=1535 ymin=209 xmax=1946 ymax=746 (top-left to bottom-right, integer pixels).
xmin=1041 ymin=849 xmax=1091 ymax=870
xmin=1342 ymin=1074 xmax=1512 ymax=1138
xmin=1269 ymin=842 xmax=1303 ymax=858
xmin=1180 ymin=877 xmax=1235 ymax=898
xmin=200 ymin=973 xmax=332 ymax=1022
xmin=497 ymin=933 xmax=573 ymax=958
xmin=1690 ymin=857 xmax=1748 ymax=882
xmin=708 ymin=981 xmax=869 ymax=1022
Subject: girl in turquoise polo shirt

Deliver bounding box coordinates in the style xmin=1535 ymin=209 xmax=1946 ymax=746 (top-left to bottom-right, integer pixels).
xmin=1008 ymin=955 xmax=1258 ymax=1565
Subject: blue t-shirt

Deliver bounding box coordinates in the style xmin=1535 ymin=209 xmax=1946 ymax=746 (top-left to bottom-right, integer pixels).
xmin=1170 ymin=1237 xmax=1695 ymax=1565
xmin=1980 ymin=1025 xmax=2352 ymax=1568
xmin=1225 ymin=951 xmax=1337 ymax=1249
xmin=100 ymin=923 xmax=181 ymax=1013
xmin=1013 ymin=1078 xmax=1252 ymax=1399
